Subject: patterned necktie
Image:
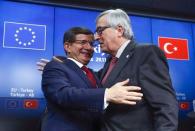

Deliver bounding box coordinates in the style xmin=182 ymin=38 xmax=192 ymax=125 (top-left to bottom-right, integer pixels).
xmin=101 ymin=57 xmax=118 ymax=85
xmin=81 ymin=66 xmax=97 ymax=88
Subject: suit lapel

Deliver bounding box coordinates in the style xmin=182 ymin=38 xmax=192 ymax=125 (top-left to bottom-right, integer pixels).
xmin=63 ymin=59 xmax=92 ymax=88
xmin=103 ymin=42 xmax=136 ymax=88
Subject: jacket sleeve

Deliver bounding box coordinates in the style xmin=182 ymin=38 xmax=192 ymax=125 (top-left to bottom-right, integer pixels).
xmin=139 ymin=45 xmax=178 ymax=131
xmin=42 ymin=60 xmax=105 ymax=112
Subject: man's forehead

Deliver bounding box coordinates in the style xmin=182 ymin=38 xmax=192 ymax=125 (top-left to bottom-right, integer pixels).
xmin=96 ymin=15 xmax=107 ymax=26
xmin=75 ymin=34 xmax=93 ymax=39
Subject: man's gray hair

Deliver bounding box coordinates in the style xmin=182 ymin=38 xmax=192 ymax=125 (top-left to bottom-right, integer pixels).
xmin=96 ymin=9 xmax=134 ymax=39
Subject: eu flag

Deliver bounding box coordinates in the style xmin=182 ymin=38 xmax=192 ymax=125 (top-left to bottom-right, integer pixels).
xmin=3 ymin=21 xmax=46 ymax=50
xmin=6 ymin=99 xmax=19 ymax=109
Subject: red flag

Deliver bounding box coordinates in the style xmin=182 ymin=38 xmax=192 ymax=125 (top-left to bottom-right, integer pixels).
xmin=158 ymin=37 xmax=189 ymax=60
xmin=179 ymin=102 xmax=190 ymax=110
xmin=24 ymin=99 xmax=39 ymax=109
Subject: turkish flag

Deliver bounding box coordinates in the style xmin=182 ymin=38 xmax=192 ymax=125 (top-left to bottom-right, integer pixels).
xmin=158 ymin=37 xmax=189 ymax=60
xmin=24 ymin=99 xmax=39 ymax=109
xmin=179 ymin=102 xmax=190 ymax=110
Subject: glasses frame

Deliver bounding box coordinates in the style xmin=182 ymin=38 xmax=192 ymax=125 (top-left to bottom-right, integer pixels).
xmin=95 ymin=26 xmax=111 ymax=35
xmin=74 ymin=40 xmax=97 ymax=47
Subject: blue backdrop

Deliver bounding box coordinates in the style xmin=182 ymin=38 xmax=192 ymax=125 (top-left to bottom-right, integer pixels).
xmin=0 ymin=1 xmax=195 ymax=130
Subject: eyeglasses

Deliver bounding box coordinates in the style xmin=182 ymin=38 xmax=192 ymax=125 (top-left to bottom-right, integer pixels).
xmin=95 ymin=26 xmax=111 ymax=35
xmin=74 ymin=40 xmax=97 ymax=47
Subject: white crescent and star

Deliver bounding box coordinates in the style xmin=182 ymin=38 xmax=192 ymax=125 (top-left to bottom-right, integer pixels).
xmin=163 ymin=42 xmax=178 ymax=54
xmin=25 ymin=102 xmax=32 ymax=107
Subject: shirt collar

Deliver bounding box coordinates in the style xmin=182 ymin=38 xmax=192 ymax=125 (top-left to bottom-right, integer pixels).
xmin=115 ymin=40 xmax=130 ymax=58
xmin=68 ymin=57 xmax=84 ymax=68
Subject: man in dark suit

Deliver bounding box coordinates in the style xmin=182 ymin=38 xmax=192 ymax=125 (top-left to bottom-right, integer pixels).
xmin=94 ymin=9 xmax=178 ymax=131
xmin=41 ymin=27 xmax=143 ymax=131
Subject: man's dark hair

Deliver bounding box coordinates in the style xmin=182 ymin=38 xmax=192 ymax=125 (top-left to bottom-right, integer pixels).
xmin=63 ymin=27 xmax=93 ymax=45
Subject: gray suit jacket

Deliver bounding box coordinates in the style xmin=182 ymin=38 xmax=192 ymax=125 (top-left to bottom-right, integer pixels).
xmin=99 ymin=41 xmax=178 ymax=131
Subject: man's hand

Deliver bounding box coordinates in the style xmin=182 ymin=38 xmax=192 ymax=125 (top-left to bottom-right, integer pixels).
xmin=36 ymin=56 xmax=64 ymax=72
xmin=105 ymin=79 xmax=143 ymax=105
xmin=36 ymin=58 xmax=49 ymax=71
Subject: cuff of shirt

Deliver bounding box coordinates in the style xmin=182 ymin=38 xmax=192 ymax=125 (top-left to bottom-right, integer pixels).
xmin=104 ymin=88 xmax=109 ymax=109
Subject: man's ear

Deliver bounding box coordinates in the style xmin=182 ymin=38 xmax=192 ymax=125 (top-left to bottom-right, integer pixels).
xmin=116 ymin=25 xmax=124 ymax=37
xmin=64 ymin=42 xmax=70 ymax=53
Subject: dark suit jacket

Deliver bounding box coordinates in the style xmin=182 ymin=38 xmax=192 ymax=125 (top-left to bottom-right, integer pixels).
xmin=41 ymin=57 xmax=105 ymax=131
xmin=99 ymin=41 xmax=178 ymax=131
